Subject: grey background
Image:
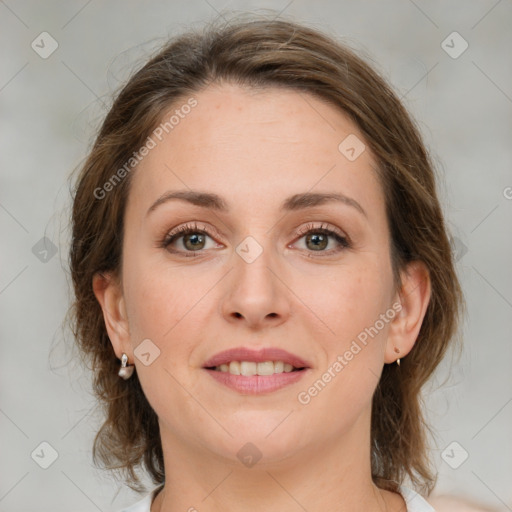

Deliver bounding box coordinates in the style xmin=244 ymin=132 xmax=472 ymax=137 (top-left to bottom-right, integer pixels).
xmin=1 ymin=1 xmax=511 ymax=511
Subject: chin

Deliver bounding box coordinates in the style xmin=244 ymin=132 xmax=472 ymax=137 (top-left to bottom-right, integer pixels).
xmin=208 ymin=427 xmax=303 ymax=466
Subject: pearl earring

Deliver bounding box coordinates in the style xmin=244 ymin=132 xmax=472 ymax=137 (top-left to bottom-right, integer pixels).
xmin=394 ymin=347 xmax=401 ymax=366
xmin=118 ymin=353 xmax=135 ymax=379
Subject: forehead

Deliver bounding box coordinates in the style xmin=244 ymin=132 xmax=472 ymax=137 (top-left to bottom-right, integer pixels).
xmin=127 ymin=83 xmax=382 ymax=217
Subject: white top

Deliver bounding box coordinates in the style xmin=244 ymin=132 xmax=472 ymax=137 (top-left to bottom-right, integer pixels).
xmin=118 ymin=484 xmax=435 ymax=511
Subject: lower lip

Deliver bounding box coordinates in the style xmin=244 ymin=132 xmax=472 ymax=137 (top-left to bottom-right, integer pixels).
xmin=204 ymin=368 xmax=309 ymax=394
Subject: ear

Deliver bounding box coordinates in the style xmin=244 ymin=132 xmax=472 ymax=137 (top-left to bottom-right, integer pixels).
xmin=92 ymin=271 xmax=131 ymax=359
xmin=384 ymin=260 xmax=431 ymax=364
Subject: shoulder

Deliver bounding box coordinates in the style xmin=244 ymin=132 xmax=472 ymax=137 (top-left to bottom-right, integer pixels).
xmin=427 ymin=495 xmax=501 ymax=512
xmin=399 ymin=485 xmax=436 ymax=512
xmin=115 ymin=485 xmax=164 ymax=512
xmin=400 ymin=487 xmax=501 ymax=512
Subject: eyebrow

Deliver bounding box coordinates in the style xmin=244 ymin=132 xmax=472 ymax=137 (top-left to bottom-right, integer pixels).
xmin=146 ymin=190 xmax=367 ymax=218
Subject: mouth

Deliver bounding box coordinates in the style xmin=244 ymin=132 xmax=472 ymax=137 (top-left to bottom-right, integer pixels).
xmin=205 ymin=361 xmax=306 ymax=375
xmin=202 ymin=347 xmax=311 ymax=394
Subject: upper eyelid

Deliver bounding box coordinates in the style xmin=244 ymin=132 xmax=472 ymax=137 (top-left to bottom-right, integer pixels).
xmin=163 ymin=221 xmax=220 ymax=238
xmin=165 ymin=221 xmax=344 ymax=235
xmin=295 ymin=222 xmax=347 ymax=237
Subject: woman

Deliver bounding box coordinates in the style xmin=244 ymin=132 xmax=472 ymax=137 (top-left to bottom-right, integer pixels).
xmin=69 ymin=15 xmax=464 ymax=512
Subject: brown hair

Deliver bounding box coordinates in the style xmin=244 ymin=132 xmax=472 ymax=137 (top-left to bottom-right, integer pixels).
xmin=68 ymin=13 xmax=464 ymax=496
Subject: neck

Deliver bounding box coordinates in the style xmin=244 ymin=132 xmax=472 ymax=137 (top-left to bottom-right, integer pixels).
xmin=151 ymin=406 xmax=405 ymax=512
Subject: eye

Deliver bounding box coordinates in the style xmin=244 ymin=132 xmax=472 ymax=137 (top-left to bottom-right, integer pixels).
xmin=293 ymin=222 xmax=350 ymax=255
xmin=160 ymin=222 xmax=221 ymax=257
xmin=159 ymin=221 xmax=350 ymax=258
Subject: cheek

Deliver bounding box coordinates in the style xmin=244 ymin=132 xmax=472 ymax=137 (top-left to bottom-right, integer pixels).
xmin=309 ymin=261 xmax=393 ymax=344
xmin=300 ymin=262 xmax=393 ymax=408
xmin=121 ymin=264 xmax=209 ymax=409
xmin=311 ymin=265 xmax=393 ymax=401
xmin=123 ymin=258 xmax=216 ymax=363
xmin=124 ymin=246 xmax=190 ymax=328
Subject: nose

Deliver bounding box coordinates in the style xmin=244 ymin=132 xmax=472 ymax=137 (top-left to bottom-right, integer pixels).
xmin=220 ymin=239 xmax=291 ymax=330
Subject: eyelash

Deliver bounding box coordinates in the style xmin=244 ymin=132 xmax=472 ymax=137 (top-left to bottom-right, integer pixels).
xmin=160 ymin=222 xmax=351 ymax=258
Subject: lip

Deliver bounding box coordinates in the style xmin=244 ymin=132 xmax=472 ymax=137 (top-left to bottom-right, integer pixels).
xmin=204 ymin=368 xmax=310 ymax=395
xmin=202 ymin=347 xmax=311 ymax=369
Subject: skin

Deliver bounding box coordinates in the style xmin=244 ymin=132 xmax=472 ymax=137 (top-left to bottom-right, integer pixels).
xmin=428 ymin=496 xmax=499 ymax=511
xmin=93 ymin=83 xmax=431 ymax=512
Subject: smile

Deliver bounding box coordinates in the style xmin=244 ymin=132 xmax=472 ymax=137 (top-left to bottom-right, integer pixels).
xmin=211 ymin=360 xmax=303 ymax=375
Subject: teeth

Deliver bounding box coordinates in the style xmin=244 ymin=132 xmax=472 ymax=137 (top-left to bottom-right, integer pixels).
xmin=256 ymin=361 xmax=274 ymax=376
xmin=274 ymin=361 xmax=284 ymax=373
xmin=229 ymin=361 xmax=240 ymax=375
xmin=213 ymin=361 xmax=300 ymax=375
xmin=240 ymin=361 xmax=257 ymax=376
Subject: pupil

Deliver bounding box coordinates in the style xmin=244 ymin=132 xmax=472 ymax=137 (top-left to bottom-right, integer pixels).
xmin=185 ymin=233 xmax=205 ymax=250
xmin=307 ymin=233 xmax=327 ymax=251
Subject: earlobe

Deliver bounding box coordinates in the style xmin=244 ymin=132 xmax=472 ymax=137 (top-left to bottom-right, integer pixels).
xmin=385 ymin=261 xmax=431 ymax=364
xmin=92 ymin=271 xmax=131 ymax=358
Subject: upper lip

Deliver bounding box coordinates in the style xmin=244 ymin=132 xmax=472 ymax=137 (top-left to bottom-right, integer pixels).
xmin=203 ymin=347 xmax=311 ymax=369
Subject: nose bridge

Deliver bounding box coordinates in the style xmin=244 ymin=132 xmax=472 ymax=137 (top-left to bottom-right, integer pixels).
xmin=234 ymin=232 xmax=278 ymax=299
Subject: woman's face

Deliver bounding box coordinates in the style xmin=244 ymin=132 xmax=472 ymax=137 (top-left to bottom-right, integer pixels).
xmin=106 ymin=84 xmax=405 ymax=465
